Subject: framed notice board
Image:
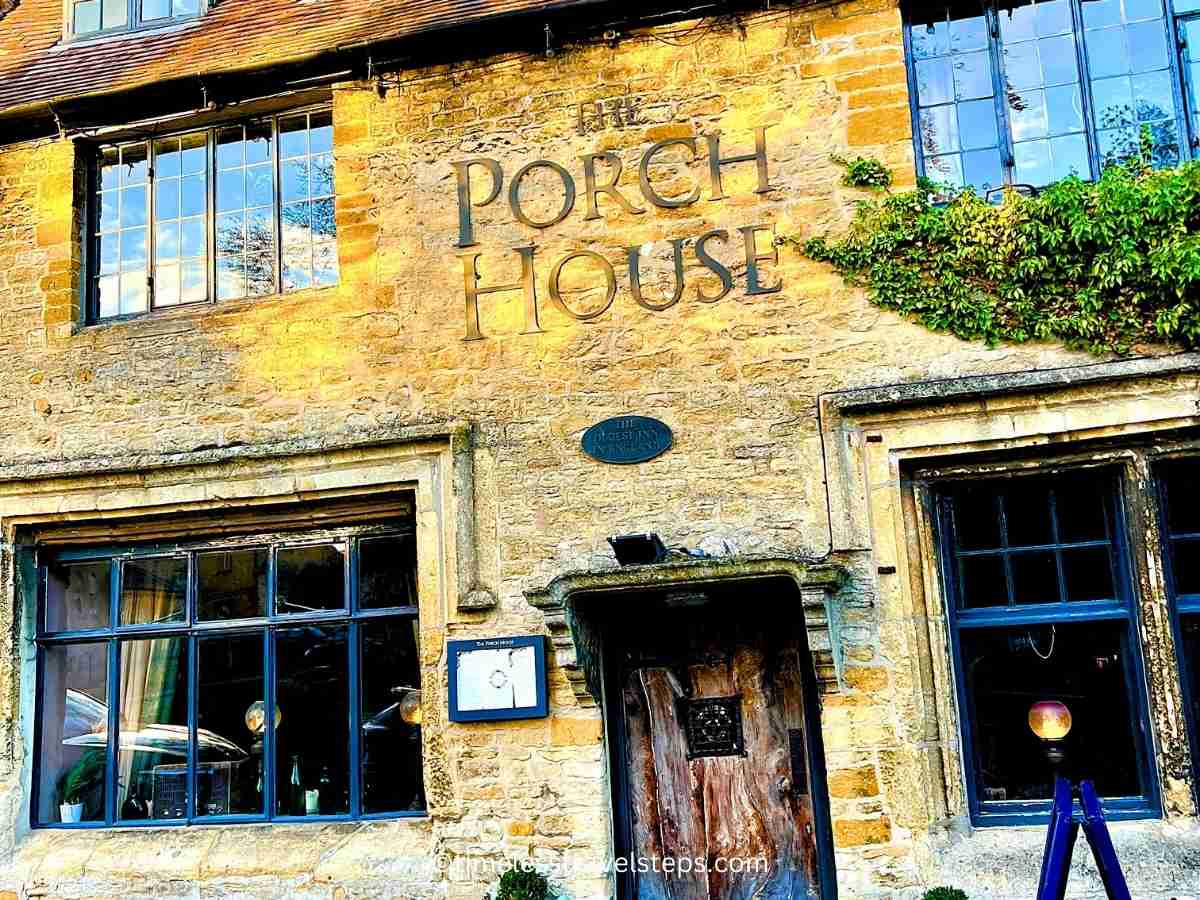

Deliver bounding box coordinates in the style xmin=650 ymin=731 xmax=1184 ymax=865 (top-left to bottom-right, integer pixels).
xmin=447 ymin=635 xmax=549 ymax=723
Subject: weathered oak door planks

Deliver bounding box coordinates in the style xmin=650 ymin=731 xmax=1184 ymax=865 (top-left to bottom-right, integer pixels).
xmin=618 ymin=612 xmax=824 ymax=900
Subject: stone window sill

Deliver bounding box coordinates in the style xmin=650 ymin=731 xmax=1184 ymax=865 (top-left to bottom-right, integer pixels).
xmin=71 ymin=283 xmax=339 ymax=336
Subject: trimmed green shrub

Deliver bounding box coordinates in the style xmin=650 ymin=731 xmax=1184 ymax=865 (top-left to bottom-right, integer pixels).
xmin=923 ymin=888 xmax=969 ymax=900
xmin=493 ymin=862 xmax=554 ymax=900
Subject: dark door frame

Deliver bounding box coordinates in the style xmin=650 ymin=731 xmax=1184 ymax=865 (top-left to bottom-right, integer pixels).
xmin=594 ymin=585 xmax=839 ymax=900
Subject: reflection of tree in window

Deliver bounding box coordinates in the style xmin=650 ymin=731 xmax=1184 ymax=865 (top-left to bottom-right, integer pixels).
xmin=90 ymin=109 xmax=337 ymax=321
xmin=279 ymin=111 xmax=337 ymax=291
xmin=906 ymin=0 xmax=1186 ymax=191
xmin=236 ymin=156 xmax=336 ymax=291
xmin=911 ymin=0 xmax=1007 ymax=195
xmin=1096 ymin=110 xmax=1180 ymax=167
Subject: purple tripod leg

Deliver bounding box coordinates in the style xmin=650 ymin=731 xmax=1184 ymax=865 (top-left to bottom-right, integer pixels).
xmin=1036 ymin=776 xmax=1078 ymax=900
xmin=1078 ymin=780 xmax=1132 ymax=900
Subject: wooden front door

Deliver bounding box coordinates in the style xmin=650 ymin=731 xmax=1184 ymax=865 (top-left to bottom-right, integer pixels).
xmin=608 ymin=600 xmax=830 ymax=900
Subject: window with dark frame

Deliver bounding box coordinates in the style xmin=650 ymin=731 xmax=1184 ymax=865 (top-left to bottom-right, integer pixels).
xmin=88 ymin=108 xmax=336 ymax=322
xmin=935 ymin=468 xmax=1159 ymax=824
xmin=904 ymin=0 xmax=1191 ymax=194
xmin=69 ymin=0 xmax=202 ymax=38
xmin=34 ymin=527 xmax=423 ymax=828
xmin=1155 ymin=458 xmax=1200 ymax=792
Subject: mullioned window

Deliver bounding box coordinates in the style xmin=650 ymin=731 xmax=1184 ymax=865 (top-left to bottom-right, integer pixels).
xmin=86 ymin=107 xmax=336 ymax=322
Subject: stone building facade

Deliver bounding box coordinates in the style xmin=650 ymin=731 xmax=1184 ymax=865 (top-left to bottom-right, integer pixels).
xmin=1 ymin=0 xmax=1200 ymax=897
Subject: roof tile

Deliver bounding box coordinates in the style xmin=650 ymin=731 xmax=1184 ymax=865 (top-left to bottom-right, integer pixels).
xmin=0 ymin=0 xmax=586 ymax=118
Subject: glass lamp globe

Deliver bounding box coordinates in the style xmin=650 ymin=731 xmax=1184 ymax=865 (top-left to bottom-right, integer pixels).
xmin=1028 ymin=699 xmax=1072 ymax=741
xmin=244 ymin=700 xmax=282 ymax=736
xmin=398 ymin=689 xmax=423 ymax=726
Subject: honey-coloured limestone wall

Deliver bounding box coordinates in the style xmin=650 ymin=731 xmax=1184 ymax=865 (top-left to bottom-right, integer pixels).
xmin=1 ymin=2 xmax=1196 ymax=898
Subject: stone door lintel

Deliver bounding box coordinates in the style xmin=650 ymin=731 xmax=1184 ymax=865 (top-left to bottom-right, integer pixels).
xmin=524 ymin=556 xmax=849 ymax=705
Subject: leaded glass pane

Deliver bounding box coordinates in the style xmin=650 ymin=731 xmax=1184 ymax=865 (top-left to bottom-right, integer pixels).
xmin=1000 ymin=0 xmax=1091 ymax=186
xmin=216 ymin=124 xmax=276 ymax=300
xmin=279 ymin=111 xmax=339 ymax=289
xmin=1082 ymin=0 xmax=1181 ymax=167
xmin=94 ymin=143 xmax=151 ymax=318
xmin=153 ymin=132 xmax=207 ymax=307
xmin=912 ymin=1 xmax=1003 ymax=194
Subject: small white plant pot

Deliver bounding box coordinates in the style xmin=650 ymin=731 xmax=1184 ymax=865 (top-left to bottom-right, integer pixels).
xmin=59 ymin=802 xmax=83 ymax=823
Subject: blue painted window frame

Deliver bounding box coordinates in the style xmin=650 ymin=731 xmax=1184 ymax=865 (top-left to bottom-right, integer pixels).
xmin=902 ymin=0 xmax=1195 ymax=190
xmin=1154 ymin=457 xmax=1200 ymax=799
xmin=933 ymin=465 xmax=1161 ymax=826
xmin=31 ymin=524 xmax=424 ymax=830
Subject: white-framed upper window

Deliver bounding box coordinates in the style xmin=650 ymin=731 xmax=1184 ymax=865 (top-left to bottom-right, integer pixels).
xmin=86 ymin=107 xmax=337 ymax=322
xmin=68 ymin=0 xmax=203 ymax=39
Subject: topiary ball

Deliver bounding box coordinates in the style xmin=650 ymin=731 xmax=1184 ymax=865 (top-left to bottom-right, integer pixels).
xmin=923 ymin=888 xmax=969 ymax=900
xmin=494 ymin=864 xmax=553 ymax=900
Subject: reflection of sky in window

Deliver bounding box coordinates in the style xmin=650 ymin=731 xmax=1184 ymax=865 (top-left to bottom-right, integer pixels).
xmin=279 ymin=111 xmax=337 ymax=292
xmin=153 ymin=134 xmax=208 ymax=308
xmin=1082 ymin=0 xmax=1180 ymax=168
xmin=95 ymin=144 xmax=150 ymax=318
xmin=74 ymin=0 xmax=200 ymax=35
xmin=1178 ymin=18 xmax=1200 ymax=156
xmin=912 ymin=1 xmax=1005 ymax=195
xmin=93 ymin=111 xmax=337 ymax=320
xmin=140 ymin=0 xmax=198 ymax=20
xmin=1000 ymin=0 xmax=1090 ymax=186
xmin=216 ymin=123 xmax=276 ymax=301
xmin=73 ymin=0 xmax=126 ymax=34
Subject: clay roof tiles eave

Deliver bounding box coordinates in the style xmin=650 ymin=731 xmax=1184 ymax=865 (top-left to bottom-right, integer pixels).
xmin=0 ymin=0 xmax=616 ymax=128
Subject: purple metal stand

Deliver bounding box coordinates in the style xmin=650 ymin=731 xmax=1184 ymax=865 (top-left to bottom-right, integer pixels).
xmin=1035 ymin=776 xmax=1132 ymax=900
xmin=1078 ymin=780 xmax=1133 ymax=900
xmin=1036 ymin=777 xmax=1078 ymax=900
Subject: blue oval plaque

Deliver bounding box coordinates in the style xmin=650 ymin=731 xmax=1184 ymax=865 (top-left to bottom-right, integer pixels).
xmin=581 ymin=416 xmax=673 ymax=465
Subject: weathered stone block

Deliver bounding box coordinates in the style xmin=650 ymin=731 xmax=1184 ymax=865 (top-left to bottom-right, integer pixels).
xmin=550 ymin=716 xmax=604 ymax=746
xmin=833 ymin=816 xmax=892 ymax=847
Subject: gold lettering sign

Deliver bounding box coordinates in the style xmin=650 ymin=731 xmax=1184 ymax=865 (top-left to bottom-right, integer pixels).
xmin=453 ymin=125 xmax=781 ymax=341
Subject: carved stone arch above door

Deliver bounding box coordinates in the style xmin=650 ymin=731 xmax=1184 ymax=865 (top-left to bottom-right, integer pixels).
xmin=524 ymin=556 xmax=849 ymax=706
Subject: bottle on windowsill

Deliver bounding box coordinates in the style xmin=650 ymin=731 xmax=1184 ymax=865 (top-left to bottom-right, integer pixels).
xmin=318 ymin=766 xmax=332 ymax=815
xmin=289 ymin=754 xmax=304 ymax=816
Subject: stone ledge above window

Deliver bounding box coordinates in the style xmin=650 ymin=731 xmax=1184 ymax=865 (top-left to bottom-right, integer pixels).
xmin=819 ymin=352 xmax=1200 ymax=551
xmin=525 ymin=557 xmax=849 ymax=706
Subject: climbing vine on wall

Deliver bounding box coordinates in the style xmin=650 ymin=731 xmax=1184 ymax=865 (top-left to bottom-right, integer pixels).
xmin=791 ymin=148 xmax=1200 ymax=355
